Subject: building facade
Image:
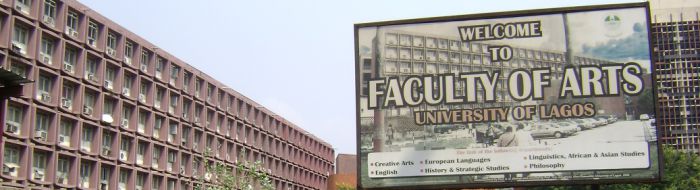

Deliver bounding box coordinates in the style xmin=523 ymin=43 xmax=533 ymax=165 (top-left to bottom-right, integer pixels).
xmin=651 ymin=0 xmax=700 ymax=154
xmin=0 ymin=0 xmax=334 ymax=189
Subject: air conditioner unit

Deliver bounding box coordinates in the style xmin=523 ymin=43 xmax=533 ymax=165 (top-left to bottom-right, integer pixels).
xmin=155 ymin=71 xmax=162 ymax=79
xmin=40 ymin=53 xmax=52 ymax=64
xmin=193 ymin=143 xmax=198 ymax=150
xmin=58 ymin=174 xmax=67 ymax=184
xmin=5 ymin=122 xmax=20 ymax=134
xmin=119 ymin=151 xmax=127 ymax=161
xmin=58 ymin=134 xmax=69 ymax=143
xmin=34 ymin=169 xmax=45 ymax=180
xmin=87 ymin=73 xmax=97 ymax=82
xmin=67 ymin=30 xmax=78 ymax=38
xmin=106 ymin=48 xmax=116 ymax=56
xmin=104 ymin=80 xmax=113 ymax=90
xmin=87 ymin=38 xmax=96 ymax=47
xmin=122 ymin=88 xmax=130 ymax=97
xmin=43 ymin=16 xmax=55 ymax=26
xmin=102 ymin=148 xmax=111 ymax=156
xmin=100 ymin=181 xmax=108 ymax=190
xmin=83 ymin=106 xmax=93 ymax=115
xmin=39 ymin=92 xmax=51 ymax=102
xmin=11 ymin=42 xmax=25 ymax=55
xmin=3 ymin=164 xmax=17 ymax=176
xmin=124 ymin=57 xmax=132 ymax=65
xmin=180 ymin=168 xmax=185 ymax=175
xmin=140 ymin=64 xmax=147 ymax=72
xmin=181 ymin=140 xmax=187 ymax=146
xmin=121 ymin=119 xmax=129 ymax=128
xmin=138 ymin=94 xmax=146 ymax=103
xmin=35 ymin=130 xmax=48 ymax=140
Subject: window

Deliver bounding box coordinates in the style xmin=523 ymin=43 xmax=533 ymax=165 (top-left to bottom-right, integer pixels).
xmin=155 ymin=58 xmax=164 ymax=79
xmin=56 ymin=157 xmax=70 ymax=184
xmin=183 ymin=72 xmax=191 ymax=91
xmin=195 ymin=78 xmax=202 ymax=98
xmin=167 ymin=151 xmax=175 ymax=172
xmin=35 ymin=113 xmax=50 ymax=141
xmin=122 ymin=106 xmax=132 ymax=129
xmin=207 ymin=84 xmax=214 ymax=102
xmin=170 ymin=66 xmax=179 ymax=86
xmin=119 ymin=169 xmax=129 ymax=189
xmin=15 ymin=0 xmax=31 ymax=14
xmin=85 ymin=58 xmax=98 ymax=81
xmin=61 ymin=84 xmax=74 ymax=109
xmin=5 ymin=105 xmax=23 ymax=134
xmin=106 ymin=33 xmax=117 ymax=56
xmin=40 ymin=38 xmax=54 ymax=64
xmin=87 ymin=21 xmax=99 ymax=47
xmin=139 ymin=81 xmax=149 ymax=103
xmin=9 ymin=61 xmax=28 ymax=78
xmin=80 ymin=162 xmax=92 ymax=188
xmin=81 ymin=126 xmax=94 ymax=151
xmin=3 ymin=146 xmax=20 ymax=174
xmin=100 ymin=166 xmax=111 ymax=186
xmin=64 ymin=47 xmax=78 ymax=73
xmin=66 ymin=11 xmax=79 ymax=36
xmin=155 ymin=88 xmax=163 ymax=109
xmin=12 ymin=24 xmax=29 ymax=54
xmin=169 ymin=94 xmax=178 ymax=114
xmin=120 ymin=137 xmax=130 ymax=160
xmin=43 ymin=0 xmax=56 ymax=26
xmin=137 ymin=143 xmax=146 ymax=165
xmin=32 ymin=151 xmax=47 ymax=181
xmin=103 ymin=98 xmax=115 ymax=117
xmin=138 ymin=111 xmax=147 ymax=134
xmin=37 ymin=75 xmax=53 ymax=102
xmin=154 ymin=117 xmax=163 ymax=139
xmin=102 ymin=132 xmax=113 ymax=153
xmin=152 ymin=176 xmax=161 ymax=190
xmin=105 ymin=67 xmax=116 ymax=90
xmin=136 ymin=173 xmax=146 ymax=189
xmin=124 ymin=42 xmax=133 ymax=64
xmin=123 ymin=75 xmax=134 ymax=97
xmin=84 ymin=92 xmax=96 ymax=115
xmin=58 ymin=120 xmax=72 ymax=146
xmin=140 ymin=50 xmax=150 ymax=72
xmin=152 ymin=146 xmax=161 ymax=168
xmin=168 ymin=123 xmax=177 ymax=143
xmin=182 ymin=127 xmax=190 ymax=145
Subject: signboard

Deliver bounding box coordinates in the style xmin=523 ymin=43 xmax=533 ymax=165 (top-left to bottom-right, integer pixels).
xmin=355 ymin=2 xmax=660 ymax=189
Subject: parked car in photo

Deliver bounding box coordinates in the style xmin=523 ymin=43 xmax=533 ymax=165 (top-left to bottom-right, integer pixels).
xmin=586 ymin=118 xmax=605 ymax=127
xmin=530 ymin=123 xmax=574 ymax=139
xmin=555 ymin=122 xmax=580 ymax=134
xmin=605 ymin=115 xmax=618 ymax=123
xmin=572 ymin=119 xmax=595 ymax=130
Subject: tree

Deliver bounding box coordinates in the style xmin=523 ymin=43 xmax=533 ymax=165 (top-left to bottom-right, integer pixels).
xmin=336 ymin=182 xmax=356 ymax=190
xmin=195 ymin=150 xmax=274 ymax=190
xmin=636 ymin=88 xmax=655 ymax=115
xmin=530 ymin=146 xmax=700 ymax=190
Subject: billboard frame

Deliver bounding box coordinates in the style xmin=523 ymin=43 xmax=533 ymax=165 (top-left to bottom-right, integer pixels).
xmin=354 ymin=2 xmax=662 ymax=189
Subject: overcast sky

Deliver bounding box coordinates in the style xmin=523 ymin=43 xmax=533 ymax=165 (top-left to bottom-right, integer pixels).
xmin=79 ymin=0 xmax=643 ymax=155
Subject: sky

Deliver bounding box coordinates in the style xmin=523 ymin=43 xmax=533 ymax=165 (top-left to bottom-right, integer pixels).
xmin=78 ymin=0 xmax=644 ymax=155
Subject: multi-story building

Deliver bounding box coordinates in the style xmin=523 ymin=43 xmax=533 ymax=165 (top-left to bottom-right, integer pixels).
xmin=326 ymin=154 xmax=356 ymax=190
xmin=0 ymin=0 xmax=334 ymax=189
xmin=651 ymin=0 xmax=700 ymax=155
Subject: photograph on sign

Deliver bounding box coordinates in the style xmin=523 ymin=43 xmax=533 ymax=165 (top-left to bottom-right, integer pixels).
xmin=355 ymin=3 xmax=659 ymax=189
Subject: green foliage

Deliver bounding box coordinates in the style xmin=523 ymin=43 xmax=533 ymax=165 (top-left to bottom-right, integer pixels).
xmin=636 ymin=88 xmax=655 ymax=115
xmin=195 ymin=150 xmax=274 ymax=190
xmin=336 ymin=182 xmax=356 ymax=190
xmin=531 ymin=146 xmax=700 ymax=190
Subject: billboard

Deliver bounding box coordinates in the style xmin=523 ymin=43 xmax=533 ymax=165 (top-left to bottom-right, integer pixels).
xmin=355 ymin=2 xmax=660 ymax=189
